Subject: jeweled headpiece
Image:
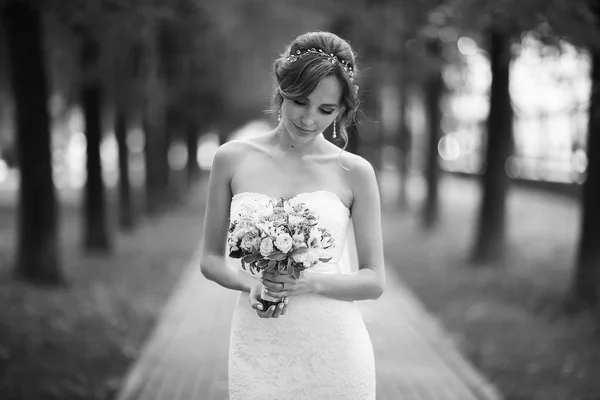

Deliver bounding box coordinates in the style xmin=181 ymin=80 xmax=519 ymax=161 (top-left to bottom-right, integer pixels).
xmin=285 ymin=48 xmax=355 ymax=81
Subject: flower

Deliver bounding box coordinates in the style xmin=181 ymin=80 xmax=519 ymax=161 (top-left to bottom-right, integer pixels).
xmin=228 ymin=198 xmax=335 ymax=276
xmin=292 ymin=251 xmax=308 ymax=264
xmin=292 ymin=233 xmax=305 ymax=245
xmin=288 ymin=215 xmax=305 ymax=225
xmin=259 ymin=237 xmax=274 ymax=256
xmin=241 ymin=233 xmax=259 ymax=252
xmin=275 ymin=233 xmax=293 ymax=253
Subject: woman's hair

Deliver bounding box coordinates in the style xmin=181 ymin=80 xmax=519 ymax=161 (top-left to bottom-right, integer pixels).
xmin=271 ymin=31 xmax=360 ymax=152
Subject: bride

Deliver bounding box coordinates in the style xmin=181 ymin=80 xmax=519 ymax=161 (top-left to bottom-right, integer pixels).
xmin=199 ymin=31 xmax=385 ymax=400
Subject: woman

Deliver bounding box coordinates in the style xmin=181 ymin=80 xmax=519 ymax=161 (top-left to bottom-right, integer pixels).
xmin=199 ymin=31 xmax=385 ymax=400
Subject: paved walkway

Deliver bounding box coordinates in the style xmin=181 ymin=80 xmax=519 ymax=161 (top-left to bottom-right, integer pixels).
xmin=115 ymin=248 xmax=503 ymax=399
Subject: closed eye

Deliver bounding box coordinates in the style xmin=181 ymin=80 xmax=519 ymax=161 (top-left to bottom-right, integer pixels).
xmin=292 ymin=99 xmax=334 ymax=115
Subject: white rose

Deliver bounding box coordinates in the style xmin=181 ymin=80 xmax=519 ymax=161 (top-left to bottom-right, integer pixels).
xmin=308 ymin=228 xmax=322 ymax=248
xmin=292 ymin=251 xmax=308 ymax=264
xmin=235 ymin=228 xmax=246 ymax=240
xmin=306 ymin=248 xmax=322 ymax=265
xmin=275 ymin=233 xmax=293 ymax=253
xmin=241 ymin=234 xmax=256 ymax=251
xmin=292 ymin=233 xmax=305 ymax=244
xmin=259 ymin=237 xmax=274 ymax=256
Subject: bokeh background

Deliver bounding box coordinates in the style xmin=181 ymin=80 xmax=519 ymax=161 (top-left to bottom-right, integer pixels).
xmin=1 ymin=0 xmax=600 ymax=399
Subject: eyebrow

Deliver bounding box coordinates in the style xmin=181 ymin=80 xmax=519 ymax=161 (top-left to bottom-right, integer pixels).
xmin=299 ymin=97 xmax=339 ymax=108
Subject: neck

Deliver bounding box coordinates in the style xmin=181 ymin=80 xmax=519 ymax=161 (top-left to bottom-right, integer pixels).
xmin=271 ymin=122 xmax=324 ymax=157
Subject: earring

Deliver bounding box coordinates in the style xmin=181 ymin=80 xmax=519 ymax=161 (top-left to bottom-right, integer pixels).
xmin=332 ymin=120 xmax=337 ymax=139
xmin=278 ymin=111 xmax=281 ymax=122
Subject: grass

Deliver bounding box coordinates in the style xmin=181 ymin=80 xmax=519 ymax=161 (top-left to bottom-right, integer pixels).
xmin=382 ymin=174 xmax=600 ymax=400
xmin=0 ymin=179 xmax=207 ymax=400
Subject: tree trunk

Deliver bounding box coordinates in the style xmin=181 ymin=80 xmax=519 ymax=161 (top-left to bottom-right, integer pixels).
xmin=397 ymin=48 xmax=412 ymax=210
xmin=422 ymin=40 xmax=444 ymax=230
xmin=115 ymin=106 xmax=134 ymax=230
xmin=470 ymin=27 xmax=513 ymax=266
xmin=143 ymin=43 xmax=170 ymax=215
xmin=81 ymin=32 xmax=110 ymax=252
xmin=3 ymin=1 xmax=63 ymax=283
xmin=569 ymin=49 xmax=600 ymax=308
xmin=186 ymin=120 xmax=200 ymax=185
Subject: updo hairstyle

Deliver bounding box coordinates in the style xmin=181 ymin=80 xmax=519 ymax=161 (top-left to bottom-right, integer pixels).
xmin=272 ymin=31 xmax=360 ymax=149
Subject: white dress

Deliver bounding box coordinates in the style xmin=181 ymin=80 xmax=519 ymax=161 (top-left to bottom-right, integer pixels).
xmin=228 ymin=191 xmax=376 ymax=400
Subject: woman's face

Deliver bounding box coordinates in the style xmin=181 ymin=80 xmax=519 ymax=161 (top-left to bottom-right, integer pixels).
xmin=281 ymin=76 xmax=343 ymax=143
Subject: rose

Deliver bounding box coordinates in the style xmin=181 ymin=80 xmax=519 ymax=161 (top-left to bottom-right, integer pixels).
xmin=241 ymin=233 xmax=258 ymax=252
xmin=274 ymin=233 xmax=293 ymax=253
xmin=292 ymin=251 xmax=308 ymax=265
xmin=306 ymin=247 xmax=324 ymax=266
xmin=292 ymin=233 xmax=304 ymax=245
xmin=308 ymin=228 xmax=322 ymax=248
xmin=259 ymin=237 xmax=274 ymax=256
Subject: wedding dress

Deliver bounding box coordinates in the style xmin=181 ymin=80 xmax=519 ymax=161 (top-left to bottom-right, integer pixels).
xmin=227 ymin=191 xmax=376 ymax=400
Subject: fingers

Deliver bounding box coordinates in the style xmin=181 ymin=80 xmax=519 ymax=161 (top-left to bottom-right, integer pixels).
xmin=280 ymin=297 xmax=289 ymax=316
xmin=271 ymin=301 xmax=286 ymax=318
xmin=256 ymin=302 xmax=285 ymax=318
xmin=263 ymin=288 xmax=289 ymax=299
xmin=261 ymin=277 xmax=295 ymax=294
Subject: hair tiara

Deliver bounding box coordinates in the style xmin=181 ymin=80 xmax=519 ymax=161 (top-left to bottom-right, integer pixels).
xmin=285 ymin=48 xmax=355 ymax=81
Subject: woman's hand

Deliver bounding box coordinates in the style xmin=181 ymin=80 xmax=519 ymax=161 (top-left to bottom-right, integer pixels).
xmin=248 ymin=282 xmax=288 ymax=318
xmin=261 ymin=271 xmax=316 ymax=299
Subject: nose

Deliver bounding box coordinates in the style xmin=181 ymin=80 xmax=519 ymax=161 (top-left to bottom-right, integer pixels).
xmin=301 ymin=117 xmax=313 ymax=126
xmin=301 ymin=111 xmax=316 ymax=127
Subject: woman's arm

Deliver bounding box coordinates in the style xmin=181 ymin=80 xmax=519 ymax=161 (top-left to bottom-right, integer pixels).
xmin=262 ymin=155 xmax=386 ymax=302
xmin=199 ymin=142 xmax=258 ymax=293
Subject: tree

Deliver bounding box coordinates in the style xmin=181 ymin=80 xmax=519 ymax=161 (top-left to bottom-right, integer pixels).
xmin=571 ymin=48 xmax=600 ymax=307
xmin=445 ymin=0 xmax=567 ymax=265
xmin=561 ymin=0 xmax=600 ymax=309
xmin=470 ymin=17 xmax=514 ymax=265
xmin=80 ymin=29 xmax=111 ymax=251
xmin=2 ymin=0 xmax=62 ymax=283
xmin=421 ymin=37 xmax=445 ymax=229
xmin=142 ymin=24 xmax=170 ymax=215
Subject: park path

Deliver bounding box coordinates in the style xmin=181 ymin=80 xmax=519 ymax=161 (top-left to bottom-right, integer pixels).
xmin=114 ymin=218 xmax=503 ymax=399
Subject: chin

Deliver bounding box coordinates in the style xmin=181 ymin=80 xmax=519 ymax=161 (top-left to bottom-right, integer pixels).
xmin=288 ymin=124 xmax=319 ymax=143
xmin=291 ymin=132 xmax=317 ymax=143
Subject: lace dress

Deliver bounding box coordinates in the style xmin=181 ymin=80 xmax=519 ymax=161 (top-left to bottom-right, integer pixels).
xmin=227 ymin=191 xmax=376 ymax=400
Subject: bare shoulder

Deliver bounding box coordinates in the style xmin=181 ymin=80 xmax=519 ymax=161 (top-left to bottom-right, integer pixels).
xmin=339 ymin=151 xmax=377 ymax=187
xmin=212 ymin=137 xmax=267 ymax=169
xmin=214 ymin=139 xmax=250 ymax=160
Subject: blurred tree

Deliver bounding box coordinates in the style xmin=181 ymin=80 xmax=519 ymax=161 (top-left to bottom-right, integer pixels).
xmin=80 ymin=28 xmax=111 ymax=251
xmin=337 ymin=0 xmax=445 ymax=215
xmin=471 ymin=15 xmax=514 ymax=265
xmin=2 ymin=0 xmax=62 ymax=283
xmin=445 ymin=0 xmax=567 ymax=265
xmin=572 ymin=46 xmax=600 ymax=307
xmin=142 ymin=21 xmax=170 ymax=214
xmin=109 ymin=28 xmax=145 ymax=231
xmin=449 ymin=0 xmax=600 ymax=270
xmin=555 ymin=0 xmax=600 ymax=310
xmin=422 ymin=37 xmax=445 ymax=229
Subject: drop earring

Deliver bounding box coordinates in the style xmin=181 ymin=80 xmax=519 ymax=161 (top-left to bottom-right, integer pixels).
xmin=332 ymin=120 xmax=337 ymax=139
xmin=278 ymin=111 xmax=281 ymax=122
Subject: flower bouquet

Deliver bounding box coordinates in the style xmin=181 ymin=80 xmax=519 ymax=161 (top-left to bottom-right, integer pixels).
xmin=228 ymin=197 xmax=335 ymax=308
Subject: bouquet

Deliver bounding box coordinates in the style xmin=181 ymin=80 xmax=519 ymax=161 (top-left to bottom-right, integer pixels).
xmin=228 ymin=197 xmax=335 ymax=307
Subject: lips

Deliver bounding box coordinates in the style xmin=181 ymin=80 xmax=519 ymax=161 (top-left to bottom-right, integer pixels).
xmin=294 ymin=124 xmax=316 ymax=135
